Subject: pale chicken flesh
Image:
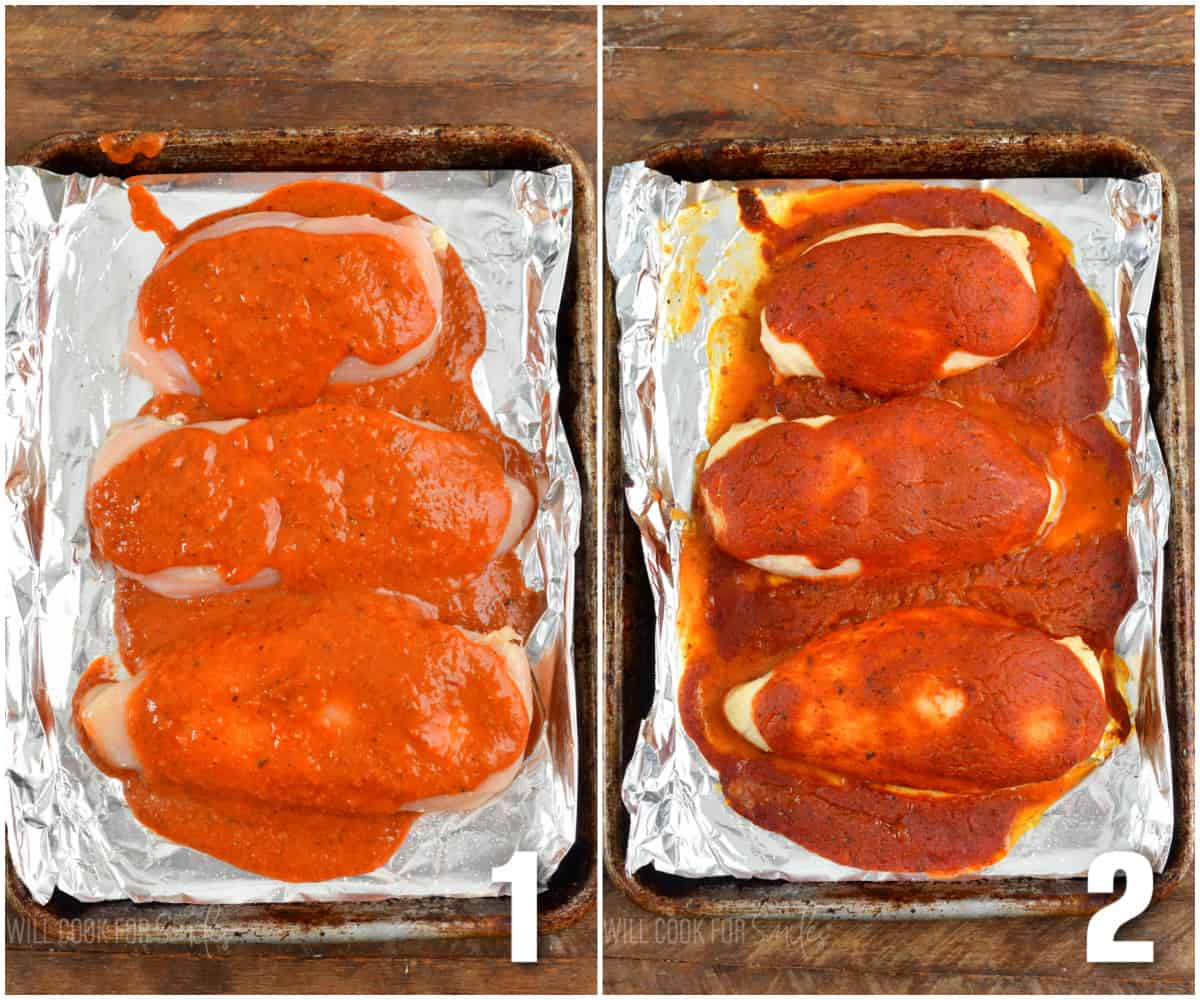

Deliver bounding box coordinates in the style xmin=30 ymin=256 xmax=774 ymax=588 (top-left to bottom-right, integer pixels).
xmin=125 ymin=212 xmax=447 ymax=416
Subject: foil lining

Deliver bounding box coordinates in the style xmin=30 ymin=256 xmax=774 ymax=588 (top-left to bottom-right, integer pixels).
xmin=5 ymin=165 xmax=580 ymax=904
xmin=607 ymin=164 xmax=1172 ymax=882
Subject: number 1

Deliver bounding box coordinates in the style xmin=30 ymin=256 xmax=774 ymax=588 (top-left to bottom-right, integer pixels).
xmin=493 ymin=850 xmax=538 ymax=963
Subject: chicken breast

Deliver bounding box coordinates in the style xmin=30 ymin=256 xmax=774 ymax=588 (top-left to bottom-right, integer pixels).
xmin=724 ymin=606 xmax=1112 ymax=793
xmin=698 ymin=397 xmax=1060 ymax=578
xmin=761 ymin=224 xmax=1039 ymax=395
xmin=76 ymin=590 xmax=533 ymax=814
xmin=125 ymin=212 xmax=447 ymax=417
xmin=87 ymin=404 xmax=534 ymax=598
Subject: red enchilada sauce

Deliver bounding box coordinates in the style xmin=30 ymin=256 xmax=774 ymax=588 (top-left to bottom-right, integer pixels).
xmin=75 ymin=181 xmax=543 ymax=880
xmin=98 ymin=131 xmax=166 ymax=165
xmin=133 ymin=180 xmax=534 ymax=482
xmin=679 ymin=183 xmax=1136 ymax=874
xmin=128 ymin=185 xmax=177 ymax=242
xmin=762 ymin=227 xmax=1040 ymax=394
xmin=95 ymin=592 xmax=530 ymax=810
xmin=74 ymin=649 xmax=416 ymax=884
xmin=743 ymin=607 xmax=1111 ymax=794
xmin=136 ymin=219 xmax=440 ymax=418
xmin=726 ymin=183 xmax=1115 ymax=425
xmin=123 ymin=783 xmax=416 ymax=884
xmin=89 ymin=404 xmax=515 ymax=593
xmin=698 ymin=397 xmax=1054 ymax=575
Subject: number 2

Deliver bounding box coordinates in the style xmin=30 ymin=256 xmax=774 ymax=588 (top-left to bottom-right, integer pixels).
xmin=493 ymin=850 xmax=538 ymax=963
xmin=1087 ymin=850 xmax=1154 ymax=963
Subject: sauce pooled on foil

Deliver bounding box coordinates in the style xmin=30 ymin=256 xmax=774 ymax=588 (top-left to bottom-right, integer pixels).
xmin=678 ymin=182 xmax=1135 ymax=875
xmin=74 ymin=181 xmax=543 ymax=880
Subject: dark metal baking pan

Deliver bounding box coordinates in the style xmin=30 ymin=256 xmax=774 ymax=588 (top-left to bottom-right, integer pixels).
xmin=8 ymin=124 xmax=597 ymax=944
xmin=603 ymin=132 xmax=1193 ymax=918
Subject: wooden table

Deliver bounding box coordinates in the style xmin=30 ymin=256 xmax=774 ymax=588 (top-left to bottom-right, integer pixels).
xmin=6 ymin=5 xmax=597 ymax=169
xmin=603 ymin=5 xmax=1194 ymax=995
xmin=5 ymin=5 xmax=597 ymax=995
xmin=6 ymin=908 xmax=598 ymax=995
xmin=601 ymin=879 xmax=1193 ymax=994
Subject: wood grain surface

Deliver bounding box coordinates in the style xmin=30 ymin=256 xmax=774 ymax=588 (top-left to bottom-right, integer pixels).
xmin=5 ymin=4 xmax=597 ymax=996
xmin=6 ymin=907 xmax=598 ymax=995
xmin=601 ymin=877 xmax=1194 ymax=995
xmin=6 ymin=5 xmax=598 ymax=168
xmin=602 ymin=5 xmax=1194 ymax=996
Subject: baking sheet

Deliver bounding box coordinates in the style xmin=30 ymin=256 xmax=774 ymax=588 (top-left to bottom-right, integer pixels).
xmin=607 ymin=164 xmax=1172 ymax=882
xmin=5 ymin=165 xmax=580 ymax=905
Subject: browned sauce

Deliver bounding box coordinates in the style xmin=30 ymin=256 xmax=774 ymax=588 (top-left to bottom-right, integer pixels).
xmin=721 ymin=183 xmax=1115 ymax=426
xmin=762 ymin=227 xmax=1040 ymax=394
xmin=698 ymin=397 xmax=1053 ymax=574
xmin=679 ymin=183 xmax=1135 ymax=874
xmin=746 ymin=606 xmax=1111 ymax=794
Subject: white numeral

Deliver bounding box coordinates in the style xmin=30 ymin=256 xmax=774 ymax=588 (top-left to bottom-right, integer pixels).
xmin=1087 ymin=850 xmax=1154 ymax=963
xmin=493 ymin=850 xmax=538 ymax=963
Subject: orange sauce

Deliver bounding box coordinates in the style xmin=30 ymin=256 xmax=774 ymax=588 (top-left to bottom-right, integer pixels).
xmin=111 ymin=567 xmax=542 ymax=672
xmin=99 ymin=131 xmax=166 ymax=165
xmin=124 ymin=780 xmax=416 ymax=884
xmin=136 ymin=222 xmax=438 ymax=418
xmin=73 ymin=647 xmax=417 ymax=883
xmin=134 ymin=181 xmax=534 ymax=485
xmin=128 ymin=183 xmax=178 ymax=243
xmin=89 ymin=403 xmax=513 ymax=593
xmin=116 ymin=590 xmax=529 ymax=813
xmin=679 ymin=183 xmax=1136 ymax=874
xmin=76 ymin=181 xmax=544 ymax=880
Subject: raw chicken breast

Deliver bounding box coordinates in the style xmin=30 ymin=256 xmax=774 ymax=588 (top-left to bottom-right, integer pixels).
xmin=77 ymin=590 xmax=533 ymax=814
xmin=125 ymin=212 xmax=447 ymax=417
xmin=87 ymin=404 xmax=534 ymax=598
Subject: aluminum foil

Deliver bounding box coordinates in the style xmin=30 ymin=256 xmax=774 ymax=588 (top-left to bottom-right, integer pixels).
xmin=5 ymin=165 xmax=580 ymax=904
xmin=608 ymin=163 xmax=1172 ymax=882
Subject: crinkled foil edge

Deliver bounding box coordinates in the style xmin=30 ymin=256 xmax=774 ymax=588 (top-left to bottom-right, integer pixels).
xmin=607 ymin=163 xmax=1173 ymax=882
xmin=5 ymin=165 xmax=579 ymax=904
